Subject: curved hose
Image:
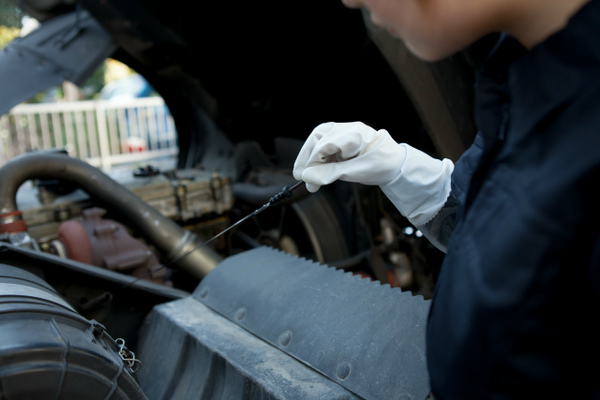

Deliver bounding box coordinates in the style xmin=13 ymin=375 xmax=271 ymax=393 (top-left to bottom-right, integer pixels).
xmin=0 ymin=152 xmax=221 ymax=279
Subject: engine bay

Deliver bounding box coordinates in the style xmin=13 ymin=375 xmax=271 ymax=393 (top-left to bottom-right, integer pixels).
xmin=0 ymin=0 xmax=481 ymax=397
xmin=0 ymin=150 xmax=434 ymax=399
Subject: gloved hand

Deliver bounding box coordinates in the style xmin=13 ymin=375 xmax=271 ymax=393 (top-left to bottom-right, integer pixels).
xmin=293 ymin=122 xmax=454 ymax=226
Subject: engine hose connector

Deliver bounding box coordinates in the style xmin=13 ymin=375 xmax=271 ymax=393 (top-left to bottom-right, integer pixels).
xmin=0 ymin=211 xmax=27 ymax=233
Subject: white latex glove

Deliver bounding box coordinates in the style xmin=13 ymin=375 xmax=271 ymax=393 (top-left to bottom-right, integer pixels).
xmin=293 ymin=122 xmax=454 ymax=226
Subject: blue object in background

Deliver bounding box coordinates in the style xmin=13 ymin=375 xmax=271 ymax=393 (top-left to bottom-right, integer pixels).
xmin=100 ymin=74 xmax=153 ymax=100
xmin=100 ymin=74 xmax=175 ymax=152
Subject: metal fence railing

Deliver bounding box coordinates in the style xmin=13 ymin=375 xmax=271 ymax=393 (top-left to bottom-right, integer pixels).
xmin=0 ymin=97 xmax=178 ymax=170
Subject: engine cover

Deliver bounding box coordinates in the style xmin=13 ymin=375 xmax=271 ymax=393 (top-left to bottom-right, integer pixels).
xmin=137 ymin=246 xmax=431 ymax=399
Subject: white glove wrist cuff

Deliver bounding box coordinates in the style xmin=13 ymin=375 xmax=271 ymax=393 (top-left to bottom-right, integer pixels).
xmin=380 ymin=144 xmax=454 ymax=226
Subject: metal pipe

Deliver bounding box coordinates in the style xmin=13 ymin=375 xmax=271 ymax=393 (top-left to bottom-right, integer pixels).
xmin=0 ymin=152 xmax=221 ymax=279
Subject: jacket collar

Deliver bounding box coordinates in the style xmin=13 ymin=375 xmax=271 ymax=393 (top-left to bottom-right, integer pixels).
xmin=479 ymin=0 xmax=600 ymax=136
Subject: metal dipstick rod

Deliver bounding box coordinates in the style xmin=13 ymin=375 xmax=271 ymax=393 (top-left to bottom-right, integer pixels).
xmin=182 ymin=180 xmax=305 ymax=257
xmin=121 ymin=181 xmax=305 ymax=288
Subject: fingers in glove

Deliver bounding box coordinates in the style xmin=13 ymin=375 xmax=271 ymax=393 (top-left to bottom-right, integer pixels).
xmin=293 ymin=121 xmax=375 ymax=179
xmin=300 ymin=143 xmax=393 ymax=188
xmin=293 ymin=122 xmax=335 ymax=178
xmin=293 ymin=121 xmax=403 ymax=192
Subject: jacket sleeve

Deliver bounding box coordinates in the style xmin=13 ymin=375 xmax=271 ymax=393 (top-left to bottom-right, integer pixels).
xmin=415 ymin=192 xmax=458 ymax=253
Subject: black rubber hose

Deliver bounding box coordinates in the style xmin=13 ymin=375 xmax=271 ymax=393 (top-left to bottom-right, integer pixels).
xmin=0 ymin=152 xmax=221 ymax=279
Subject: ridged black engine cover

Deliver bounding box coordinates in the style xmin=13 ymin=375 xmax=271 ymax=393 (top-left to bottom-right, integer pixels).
xmin=137 ymin=246 xmax=431 ymax=400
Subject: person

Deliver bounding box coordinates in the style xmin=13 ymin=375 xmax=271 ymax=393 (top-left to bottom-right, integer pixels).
xmin=293 ymin=0 xmax=600 ymax=398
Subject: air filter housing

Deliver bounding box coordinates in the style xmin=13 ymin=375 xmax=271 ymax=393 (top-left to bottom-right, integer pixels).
xmin=0 ymin=263 xmax=147 ymax=400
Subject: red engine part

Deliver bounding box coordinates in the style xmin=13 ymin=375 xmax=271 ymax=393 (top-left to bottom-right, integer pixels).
xmin=0 ymin=211 xmax=28 ymax=233
xmin=57 ymin=207 xmax=172 ymax=286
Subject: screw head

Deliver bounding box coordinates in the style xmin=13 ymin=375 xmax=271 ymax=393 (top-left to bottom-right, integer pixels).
xmin=235 ymin=308 xmax=246 ymax=321
xmin=278 ymin=331 xmax=293 ymax=347
xmin=336 ymin=362 xmax=351 ymax=380
xmin=198 ymin=287 xmax=209 ymax=299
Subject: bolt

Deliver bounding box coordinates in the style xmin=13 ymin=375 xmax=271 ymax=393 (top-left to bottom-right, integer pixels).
xmin=198 ymin=287 xmax=209 ymax=299
xmin=336 ymin=362 xmax=351 ymax=380
xmin=235 ymin=308 xmax=246 ymax=321
xmin=278 ymin=331 xmax=292 ymax=347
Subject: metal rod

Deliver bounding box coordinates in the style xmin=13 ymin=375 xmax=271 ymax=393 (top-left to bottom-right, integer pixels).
xmin=119 ymin=181 xmax=305 ymax=290
xmin=165 ymin=180 xmax=305 ymax=266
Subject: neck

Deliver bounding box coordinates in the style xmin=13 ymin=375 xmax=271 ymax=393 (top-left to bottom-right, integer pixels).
xmin=503 ymin=0 xmax=591 ymax=49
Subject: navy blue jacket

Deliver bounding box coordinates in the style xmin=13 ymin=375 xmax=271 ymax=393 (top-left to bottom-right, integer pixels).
xmin=426 ymin=1 xmax=600 ymax=398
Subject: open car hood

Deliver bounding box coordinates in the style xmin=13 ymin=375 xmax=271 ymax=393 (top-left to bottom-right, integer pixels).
xmin=2 ymin=0 xmax=483 ymax=169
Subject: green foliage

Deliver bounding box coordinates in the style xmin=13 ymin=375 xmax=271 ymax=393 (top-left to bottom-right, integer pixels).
xmin=0 ymin=0 xmax=21 ymax=28
xmin=0 ymin=24 xmax=18 ymax=49
xmin=0 ymin=0 xmax=21 ymax=49
xmin=82 ymin=62 xmax=107 ymax=99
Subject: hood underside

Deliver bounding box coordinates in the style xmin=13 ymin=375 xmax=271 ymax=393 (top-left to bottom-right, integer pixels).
xmin=7 ymin=0 xmax=482 ymax=168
